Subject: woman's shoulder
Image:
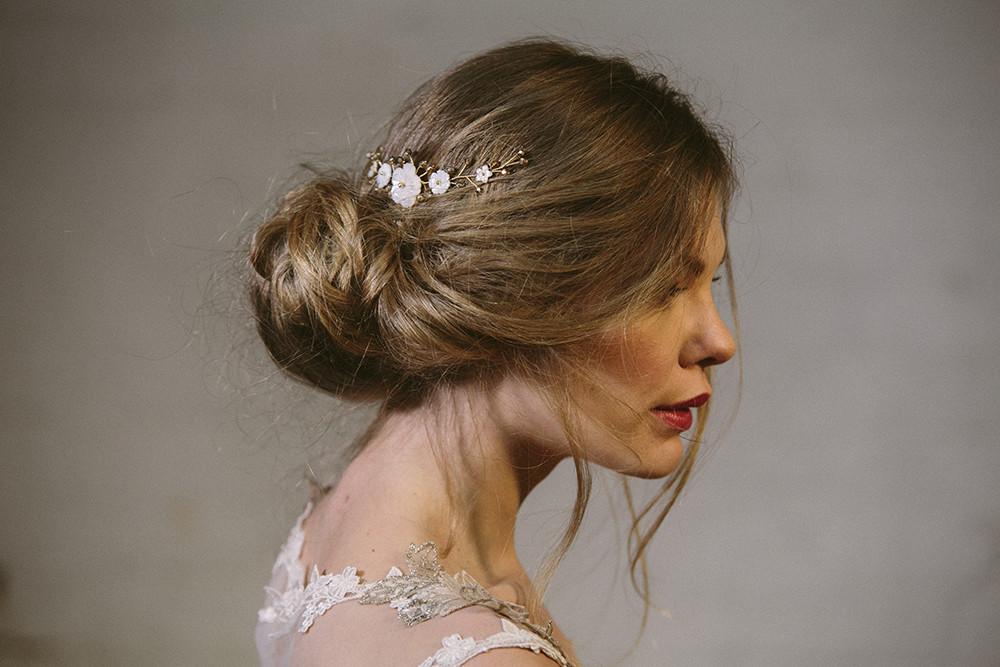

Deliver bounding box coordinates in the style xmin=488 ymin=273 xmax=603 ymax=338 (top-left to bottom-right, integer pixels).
xmin=294 ymin=601 xmax=566 ymax=666
xmin=256 ymin=500 xmax=575 ymax=666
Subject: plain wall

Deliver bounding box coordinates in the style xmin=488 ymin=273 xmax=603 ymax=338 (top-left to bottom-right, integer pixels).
xmin=1 ymin=1 xmax=997 ymax=665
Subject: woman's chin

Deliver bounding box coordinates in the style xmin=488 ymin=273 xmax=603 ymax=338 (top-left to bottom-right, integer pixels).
xmin=620 ymin=435 xmax=685 ymax=479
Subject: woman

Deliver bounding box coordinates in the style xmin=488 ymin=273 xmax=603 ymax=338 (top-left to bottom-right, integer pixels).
xmin=251 ymin=35 xmax=740 ymax=667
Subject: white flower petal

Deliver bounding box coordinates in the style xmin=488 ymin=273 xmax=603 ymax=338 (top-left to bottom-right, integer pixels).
xmin=391 ymin=162 xmax=422 ymax=207
xmin=474 ymin=165 xmax=492 ymax=183
xmin=375 ymin=162 xmax=392 ymax=188
xmin=428 ymin=169 xmax=451 ymax=195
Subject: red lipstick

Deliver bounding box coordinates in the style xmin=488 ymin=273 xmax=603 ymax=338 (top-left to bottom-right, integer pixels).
xmin=659 ymin=393 xmax=710 ymax=410
xmin=650 ymin=393 xmax=710 ymax=432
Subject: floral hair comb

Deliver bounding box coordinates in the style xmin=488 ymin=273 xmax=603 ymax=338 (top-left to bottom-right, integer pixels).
xmin=365 ymin=146 xmax=528 ymax=209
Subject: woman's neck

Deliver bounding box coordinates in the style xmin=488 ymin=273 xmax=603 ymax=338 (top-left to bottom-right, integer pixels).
xmin=304 ymin=384 xmax=559 ymax=598
xmin=337 ymin=386 xmax=562 ymax=585
xmin=299 ymin=382 xmax=577 ymax=657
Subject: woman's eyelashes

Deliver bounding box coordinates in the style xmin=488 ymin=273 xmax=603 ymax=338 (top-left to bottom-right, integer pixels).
xmin=663 ymin=272 xmax=721 ymax=303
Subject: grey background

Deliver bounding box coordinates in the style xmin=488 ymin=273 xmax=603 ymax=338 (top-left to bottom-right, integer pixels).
xmin=2 ymin=1 xmax=997 ymax=665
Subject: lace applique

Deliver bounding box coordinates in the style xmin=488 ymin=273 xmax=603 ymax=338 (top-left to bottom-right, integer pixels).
xmin=257 ymin=503 xmax=313 ymax=626
xmin=298 ymin=564 xmax=366 ymax=632
xmin=360 ymin=542 xmax=529 ymax=626
xmin=256 ymin=502 xmax=575 ymax=665
xmin=272 ymin=507 xmax=307 ymax=578
xmin=357 ymin=541 xmax=570 ymax=663
xmin=417 ymin=617 xmax=570 ymax=667
xmin=257 ymin=584 xmax=302 ymax=625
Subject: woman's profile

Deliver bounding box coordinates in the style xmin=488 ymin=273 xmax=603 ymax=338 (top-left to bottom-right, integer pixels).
xmin=249 ymin=35 xmax=740 ymax=667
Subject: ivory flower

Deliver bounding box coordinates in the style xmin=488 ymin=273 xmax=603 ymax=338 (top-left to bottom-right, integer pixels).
xmin=431 ymin=633 xmax=478 ymax=665
xmin=474 ymin=164 xmax=492 ymax=183
xmin=428 ymin=169 xmax=451 ymax=195
xmin=391 ymin=162 xmax=422 ymax=208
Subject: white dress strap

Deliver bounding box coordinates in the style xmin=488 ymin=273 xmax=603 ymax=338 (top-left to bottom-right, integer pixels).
xmin=417 ymin=617 xmax=570 ymax=667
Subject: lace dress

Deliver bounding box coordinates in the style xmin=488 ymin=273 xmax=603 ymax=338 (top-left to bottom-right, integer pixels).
xmin=255 ymin=502 xmax=576 ymax=666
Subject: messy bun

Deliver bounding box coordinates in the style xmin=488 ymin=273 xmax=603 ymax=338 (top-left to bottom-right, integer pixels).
xmin=248 ymin=163 xmax=544 ymax=406
xmin=247 ymin=166 xmax=544 ymax=407
xmin=248 ymin=173 xmax=391 ymax=401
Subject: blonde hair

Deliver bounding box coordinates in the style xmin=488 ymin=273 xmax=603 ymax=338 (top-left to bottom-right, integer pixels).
xmin=247 ymin=35 xmax=742 ymax=650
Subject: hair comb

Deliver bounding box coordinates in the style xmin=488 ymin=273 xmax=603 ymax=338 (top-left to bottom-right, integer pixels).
xmin=365 ymin=146 xmax=528 ymax=208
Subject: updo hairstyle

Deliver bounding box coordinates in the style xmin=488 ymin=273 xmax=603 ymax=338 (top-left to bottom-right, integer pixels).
xmin=249 ymin=37 xmax=735 ymax=408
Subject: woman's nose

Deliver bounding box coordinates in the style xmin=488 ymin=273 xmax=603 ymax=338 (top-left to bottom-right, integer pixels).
xmin=698 ymin=316 xmax=736 ymax=368
xmin=686 ymin=301 xmax=736 ymax=369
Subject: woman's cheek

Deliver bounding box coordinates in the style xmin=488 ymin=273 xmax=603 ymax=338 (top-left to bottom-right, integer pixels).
xmin=613 ymin=322 xmax=681 ymax=388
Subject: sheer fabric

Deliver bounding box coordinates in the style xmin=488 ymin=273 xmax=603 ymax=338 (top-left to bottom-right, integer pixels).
xmin=255 ymin=502 xmax=574 ymax=666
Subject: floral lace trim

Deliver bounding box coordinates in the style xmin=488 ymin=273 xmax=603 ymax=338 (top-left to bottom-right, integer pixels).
xmin=357 ymin=542 xmax=543 ymax=631
xmin=271 ymin=503 xmax=308 ymax=580
xmin=256 ymin=502 xmax=574 ymax=666
xmin=417 ymin=617 xmax=570 ymax=667
xmin=257 ymin=502 xmax=403 ymax=633
xmin=257 ymin=502 xmax=313 ymax=628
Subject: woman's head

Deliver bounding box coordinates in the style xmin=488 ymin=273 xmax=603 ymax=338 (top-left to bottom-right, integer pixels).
xmin=249 ymin=36 xmax=737 ymax=407
xmin=247 ymin=34 xmax=740 ymax=626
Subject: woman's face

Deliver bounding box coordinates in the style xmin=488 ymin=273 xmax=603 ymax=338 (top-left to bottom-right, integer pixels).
xmin=495 ymin=213 xmax=735 ymax=478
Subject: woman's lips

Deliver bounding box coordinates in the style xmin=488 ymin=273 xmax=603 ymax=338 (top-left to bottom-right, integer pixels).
xmin=651 ymin=407 xmax=693 ymax=431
